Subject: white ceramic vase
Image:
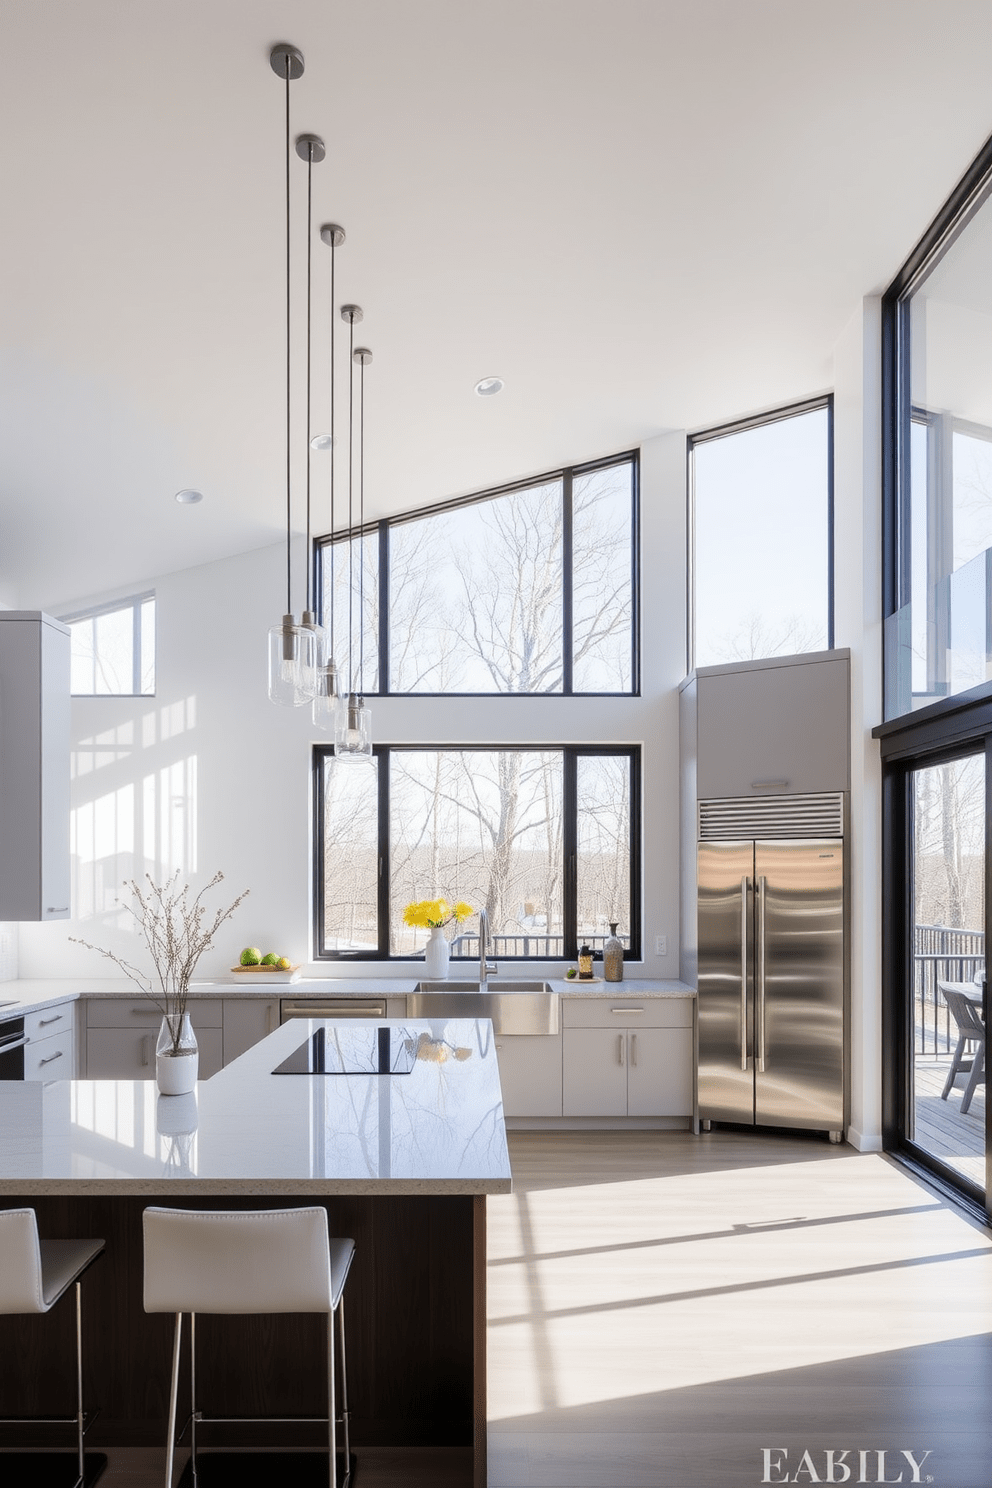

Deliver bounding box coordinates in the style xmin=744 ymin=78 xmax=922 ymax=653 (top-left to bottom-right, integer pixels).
xmin=156 ymin=1013 xmax=199 ymax=1096
xmin=423 ymin=926 xmax=450 ymax=980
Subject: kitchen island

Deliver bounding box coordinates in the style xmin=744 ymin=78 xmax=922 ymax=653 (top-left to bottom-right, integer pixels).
xmin=0 ymin=1017 xmax=510 ymax=1485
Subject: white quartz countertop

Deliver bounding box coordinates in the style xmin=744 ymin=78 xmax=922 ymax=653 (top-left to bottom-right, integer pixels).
xmin=0 ymin=1018 xmax=512 ymax=1196
xmin=0 ymin=976 xmax=694 ymax=1018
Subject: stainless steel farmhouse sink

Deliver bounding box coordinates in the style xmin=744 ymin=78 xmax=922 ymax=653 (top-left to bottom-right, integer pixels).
xmin=409 ymin=982 xmax=559 ymax=1035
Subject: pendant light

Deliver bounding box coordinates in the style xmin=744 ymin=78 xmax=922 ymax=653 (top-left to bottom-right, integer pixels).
xmin=335 ymin=305 xmax=372 ymax=759
xmin=298 ymin=132 xmax=327 ymax=670
xmin=313 ymin=222 xmax=346 ymax=733
xmin=267 ymin=44 xmax=317 ymax=706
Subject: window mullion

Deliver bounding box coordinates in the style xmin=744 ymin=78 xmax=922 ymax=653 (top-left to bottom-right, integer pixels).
xmin=378 ymin=520 xmax=389 ymax=695
xmin=562 ymin=469 xmax=573 ymax=695
xmin=563 ymin=748 xmax=577 ymax=959
xmin=377 ymin=746 xmax=390 ymax=956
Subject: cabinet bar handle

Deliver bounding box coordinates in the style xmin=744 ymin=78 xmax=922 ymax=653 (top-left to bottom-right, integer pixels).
xmin=46 ymin=907 xmax=69 ymax=914
xmin=757 ymin=875 xmax=767 ymax=1074
xmin=611 ymin=1008 xmax=643 ymax=1014
xmin=38 ymin=1015 xmax=63 ymax=1026
xmin=39 ymin=1050 xmax=63 ymax=1065
xmin=618 ymin=1034 xmax=625 ymax=1067
xmin=631 ymin=1033 xmax=637 ymax=1066
xmin=131 ymin=1008 xmax=161 ymax=1017
xmin=741 ymin=875 xmax=750 ymax=1071
xmin=141 ymin=1035 xmax=152 ymax=1067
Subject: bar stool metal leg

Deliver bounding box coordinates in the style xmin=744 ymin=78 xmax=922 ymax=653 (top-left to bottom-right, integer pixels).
xmin=75 ymin=1279 xmax=85 ymax=1487
xmin=165 ymin=1312 xmax=183 ymax=1488
xmin=339 ymin=1295 xmax=351 ymax=1479
xmin=327 ymin=1304 xmax=337 ymax=1488
xmin=190 ymin=1311 xmax=198 ymax=1484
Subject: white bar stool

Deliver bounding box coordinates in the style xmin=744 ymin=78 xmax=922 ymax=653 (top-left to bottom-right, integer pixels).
xmin=0 ymin=1207 xmax=106 ymax=1488
xmin=143 ymin=1205 xmax=355 ymax=1488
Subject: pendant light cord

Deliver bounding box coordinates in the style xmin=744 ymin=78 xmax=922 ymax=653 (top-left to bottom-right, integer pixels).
xmin=359 ymin=352 xmax=365 ymax=697
xmin=305 ymin=147 xmax=313 ymax=616
xmin=347 ymin=311 xmax=355 ymax=694
xmin=284 ymin=59 xmax=292 ymax=618
xmin=328 ymin=238 xmax=336 ymax=659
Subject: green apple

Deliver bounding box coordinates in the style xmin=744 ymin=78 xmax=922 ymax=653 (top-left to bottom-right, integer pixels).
xmin=260 ymin=953 xmax=279 ymax=966
xmin=240 ymin=947 xmax=262 ymax=966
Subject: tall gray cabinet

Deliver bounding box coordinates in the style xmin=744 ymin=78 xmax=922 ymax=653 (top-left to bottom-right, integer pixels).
xmin=0 ymin=611 xmax=71 ymax=920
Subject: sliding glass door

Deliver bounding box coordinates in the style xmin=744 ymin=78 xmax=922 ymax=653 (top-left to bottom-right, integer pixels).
xmin=908 ymin=754 xmax=986 ymax=1195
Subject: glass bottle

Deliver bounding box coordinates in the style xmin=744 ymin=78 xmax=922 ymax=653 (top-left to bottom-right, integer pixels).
xmin=578 ymin=943 xmax=593 ymax=980
xmin=604 ymin=923 xmax=624 ymax=983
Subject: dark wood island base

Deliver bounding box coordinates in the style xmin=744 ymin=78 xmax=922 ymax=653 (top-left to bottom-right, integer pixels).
xmin=0 ymin=1193 xmax=487 ymax=1488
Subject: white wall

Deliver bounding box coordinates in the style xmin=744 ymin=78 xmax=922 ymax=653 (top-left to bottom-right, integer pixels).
xmin=833 ymin=297 xmax=884 ymax=1151
xmin=20 ymin=437 xmax=689 ymax=983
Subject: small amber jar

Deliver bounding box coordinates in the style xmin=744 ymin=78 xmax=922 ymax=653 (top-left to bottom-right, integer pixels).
xmin=578 ymin=944 xmax=593 ymax=979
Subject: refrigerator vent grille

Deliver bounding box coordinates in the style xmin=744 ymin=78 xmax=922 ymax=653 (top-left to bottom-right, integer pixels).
xmin=698 ymin=793 xmax=844 ymax=840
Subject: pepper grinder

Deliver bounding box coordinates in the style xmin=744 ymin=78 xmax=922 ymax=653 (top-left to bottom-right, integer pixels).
xmin=578 ymin=943 xmax=593 ymax=979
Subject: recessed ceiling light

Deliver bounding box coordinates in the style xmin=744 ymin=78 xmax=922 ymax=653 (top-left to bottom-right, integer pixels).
xmin=174 ymin=489 xmax=203 ymax=504
xmin=475 ymin=376 xmax=504 ymax=397
xmin=310 ymin=433 xmax=334 ymax=450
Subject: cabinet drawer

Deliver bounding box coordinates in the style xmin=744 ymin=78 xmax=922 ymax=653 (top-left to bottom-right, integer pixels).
xmin=562 ymin=998 xmax=692 ymax=1029
xmin=24 ymin=1003 xmax=74 ymax=1041
xmin=86 ymin=998 xmax=224 ymax=1028
xmin=86 ymin=1026 xmax=223 ymax=1080
xmin=24 ymin=1028 xmax=74 ymax=1080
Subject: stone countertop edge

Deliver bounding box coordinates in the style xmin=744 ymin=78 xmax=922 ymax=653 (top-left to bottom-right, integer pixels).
xmin=0 ymin=976 xmax=695 ymax=1018
xmin=0 ymin=1177 xmax=512 ymax=1196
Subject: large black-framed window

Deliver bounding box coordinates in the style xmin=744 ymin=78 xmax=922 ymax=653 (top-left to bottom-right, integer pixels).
xmin=313 ymin=744 xmax=641 ymax=963
xmin=687 ymin=397 xmax=834 ymax=674
xmin=882 ymin=130 xmax=992 ymax=721
xmin=314 ymin=451 xmax=639 ymax=698
xmin=876 ymin=696 xmax=991 ymax=1223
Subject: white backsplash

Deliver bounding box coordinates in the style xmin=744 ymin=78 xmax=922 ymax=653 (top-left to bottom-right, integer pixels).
xmin=0 ymin=924 xmax=19 ymax=982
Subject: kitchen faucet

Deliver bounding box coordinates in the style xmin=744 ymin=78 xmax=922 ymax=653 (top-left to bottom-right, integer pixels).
xmin=478 ymin=907 xmax=497 ymax=989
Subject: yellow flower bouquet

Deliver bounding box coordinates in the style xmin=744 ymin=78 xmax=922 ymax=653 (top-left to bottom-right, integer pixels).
xmin=402 ymin=898 xmax=474 ymax=932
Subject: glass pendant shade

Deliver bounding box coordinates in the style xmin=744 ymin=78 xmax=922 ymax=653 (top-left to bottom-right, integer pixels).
xmin=268 ymin=615 xmax=317 ymax=706
xmin=335 ymin=692 xmax=372 ymax=758
xmin=302 ymin=610 xmax=327 ymax=667
xmin=312 ymin=657 xmax=344 ymax=731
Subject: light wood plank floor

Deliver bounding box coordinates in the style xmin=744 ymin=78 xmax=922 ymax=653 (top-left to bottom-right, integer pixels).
xmin=487 ymin=1130 xmax=992 ymax=1488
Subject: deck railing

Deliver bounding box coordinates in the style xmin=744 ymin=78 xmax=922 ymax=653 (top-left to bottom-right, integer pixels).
xmin=914 ymin=923 xmax=985 ymax=1054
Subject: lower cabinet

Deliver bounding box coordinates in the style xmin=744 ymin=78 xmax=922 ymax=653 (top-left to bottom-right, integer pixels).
xmin=495 ymin=1033 xmax=563 ymax=1117
xmin=24 ymin=1002 xmax=76 ymax=1080
xmin=222 ymin=998 xmax=279 ymax=1066
xmin=85 ymin=998 xmax=224 ymax=1080
xmin=562 ymin=998 xmax=693 ymax=1117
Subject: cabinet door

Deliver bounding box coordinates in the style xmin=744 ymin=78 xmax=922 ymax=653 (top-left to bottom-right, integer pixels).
xmin=626 ymin=1028 xmax=693 ymax=1116
xmin=495 ymin=1034 xmax=562 ymax=1117
xmin=562 ymin=1029 xmax=627 ymax=1116
xmin=223 ymin=999 xmax=279 ymax=1066
xmin=696 ymin=656 xmax=849 ymax=798
xmin=87 ymin=1026 xmax=223 ymax=1079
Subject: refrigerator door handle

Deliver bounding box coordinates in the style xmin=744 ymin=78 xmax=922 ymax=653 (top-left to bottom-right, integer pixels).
xmin=757 ymin=875 xmax=767 ymax=1073
xmin=740 ymin=875 xmax=750 ymax=1071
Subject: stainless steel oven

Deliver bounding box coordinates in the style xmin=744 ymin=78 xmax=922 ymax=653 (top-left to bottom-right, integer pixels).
xmin=0 ymin=1015 xmax=27 ymax=1079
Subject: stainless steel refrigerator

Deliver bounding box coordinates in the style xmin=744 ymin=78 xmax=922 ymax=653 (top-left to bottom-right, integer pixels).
xmin=697 ymin=814 xmax=845 ymax=1139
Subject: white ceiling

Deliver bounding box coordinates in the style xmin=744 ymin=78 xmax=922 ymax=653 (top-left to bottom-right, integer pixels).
xmin=2 ymin=0 xmax=992 ymax=611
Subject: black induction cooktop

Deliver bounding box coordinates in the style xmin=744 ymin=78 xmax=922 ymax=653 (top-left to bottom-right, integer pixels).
xmin=273 ymin=1025 xmax=417 ymax=1076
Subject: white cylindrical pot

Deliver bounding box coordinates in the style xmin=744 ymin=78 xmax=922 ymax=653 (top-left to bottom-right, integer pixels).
xmin=156 ymin=1013 xmax=199 ymax=1096
xmin=423 ymin=926 xmax=450 ymax=980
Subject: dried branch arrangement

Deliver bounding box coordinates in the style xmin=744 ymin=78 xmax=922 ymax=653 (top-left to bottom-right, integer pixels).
xmin=71 ymin=871 xmax=249 ymax=1053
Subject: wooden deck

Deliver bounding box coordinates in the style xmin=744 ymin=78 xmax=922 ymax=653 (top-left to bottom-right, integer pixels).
xmin=913 ymin=1056 xmax=985 ymax=1188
